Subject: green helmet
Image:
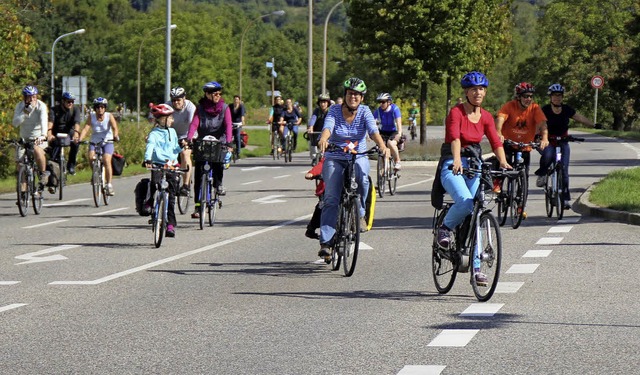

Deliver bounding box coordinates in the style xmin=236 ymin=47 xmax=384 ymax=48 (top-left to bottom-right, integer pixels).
xmin=343 ymin=77 xmax=367 ymax=94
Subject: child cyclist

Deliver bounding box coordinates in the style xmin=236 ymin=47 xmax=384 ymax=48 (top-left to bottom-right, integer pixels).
xmin=144 ymin=103 xmax=183 ymax=238
xmin=304 ymin=157 xmax=325 ymax=240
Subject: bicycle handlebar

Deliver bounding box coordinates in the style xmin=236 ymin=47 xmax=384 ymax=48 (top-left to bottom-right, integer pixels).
xmin=548 ymin=135 xmax=585 ymax=142
xmin=504 ymin=139 xmax=541 ymax=149
xmin=326 ymin=143 xmax=379 ymax=155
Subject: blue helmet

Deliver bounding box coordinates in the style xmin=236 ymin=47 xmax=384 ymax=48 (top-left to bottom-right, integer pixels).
xmin=203 ymin=81 xmax=223 ymax=92
xmin=547 ymin=83 xmax=565 ymax=95
xmin=461 ymin=71 xmax=489 ymax=88
xmin=62 ymin=92 xmax=76 ymax=101
xmin=22 ymin=85 xmax=39 ymax=96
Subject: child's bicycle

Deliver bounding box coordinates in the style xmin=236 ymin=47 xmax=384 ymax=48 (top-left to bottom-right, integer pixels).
xmin=147 ymin=164 xmax=187 ymax=248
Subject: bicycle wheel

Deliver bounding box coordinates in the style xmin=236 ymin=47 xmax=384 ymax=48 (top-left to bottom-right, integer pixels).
xmin=471 ymin=212 xmax=502 ymax=302
xmin=58 ymin=157 xmax=65 ymax=201
xmin=555 ymin=165 xmax=565 ymax=220
xmin=342 ymin=197 xmax=361 ymax=277
xmin=376 ymin=155 xmax=386 ymax=198
xmin=431 ymin=209 xmax=457 ymax=293
xmin=271 ymin=134 xmax=277 ymax=160
xmin=496 ymin=178 xmax=508 ymax=226
xmin=101 ymin=165 xmax=110 ymax=206
xmin=199 ymin=174 xmax=207 ymax=230
xmin=153 ymin=192 xmax=166 ymax=248
xmin=287 ymin=136 xmax=293 ymax=163
xmin=388 ymin=159 xmax=398 ymax=195
xmin=32 ymin=172 xmax=42 ymax=215
xmin=92 ymin=162 xmax=101 ymax=207
xmin=16 ymin=166 xmax=29 ymax=217
xmin=510 ymin=171 xmax=527 ymax=229
xmin=208 ymin=193 xmax=218 ymax=227
xmin=544 ymin=172 xmax=554 ymax=217
xmin=177 ymin=174 xmax=192 ymax=214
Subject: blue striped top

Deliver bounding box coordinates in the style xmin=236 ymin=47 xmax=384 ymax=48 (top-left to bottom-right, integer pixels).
xmin=323 ymin=104 xmax=379 ymax=160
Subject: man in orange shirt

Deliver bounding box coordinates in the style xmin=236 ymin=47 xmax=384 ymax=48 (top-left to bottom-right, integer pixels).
xmin=495 ymin=82 xmax=549 ymax=176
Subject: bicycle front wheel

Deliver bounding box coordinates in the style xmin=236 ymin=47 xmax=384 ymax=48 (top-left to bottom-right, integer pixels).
xmin=388 ymin=159 xmax=398 ymax=195
xmin=92 ymin=162 xmax=101 ymax=207
xmin=471 ymin=212 xmax=502 ymax=302
xmin=199 ymin=174 xmax=207 ymax=230
xmin=342 ymin=197 xmax=361 ymax=277
xmin=544 ymin=172 xmax=553 ymax=217
xmin=58 ymin=158 xmax=65 ymax=201
xmin=153 ymin=192 xmax=166 ymax=248
xmin=177 ymin=174 xmax=192 ymax=214
xmin=32 ymin=172 xmax=42 ymax=215
xmin=376 ymin=155 xmax=386 ymax=198
xmin=510 ymin=171 xmax=527 ymax=229
xmin=101 ymin=166 xmax=110 ymax=206
xmin=496 ymin=178 xmax=508 ymax=226
xmin=555 ymin=165 xmax=565 ymax=220
xmin=16 ymin=166 xmax=29 ymax=217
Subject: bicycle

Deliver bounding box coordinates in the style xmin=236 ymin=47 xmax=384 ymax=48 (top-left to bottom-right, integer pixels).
xmin=271 ymin=128 xmax=281 ymax=160
xmin=147 ymin=165 xmax=186 ymax=248
xmin=7 ymin=138 xmax=44 ymax=217
xmin=376 ymin=136 xmax=401 ymax=197
xmin=496 ymin=140 xmax=539 ymax=229
xmin=303 ymin=131 xmax=323 ymax=167
xmin=231 ymin=122 xmax=242 ymax=163
xmin=283 ymin=122 xmax=295 ymax=163
xmin=431 ymin=146 xmax=509 ymax=301
xmin=543 ymin=135 xmax=584 ymax=220
xmin=323 ymin=143 xmax=379 ymax=277
xmin=193 ymin=138 xmax=227 ymax=230
xmin=83 ymin=139 xmax=113 ymax=207
xmin=408 ymin=117 xmax=417 ymax=140
xmin=49 ymin=133 xmax=73 ymax=200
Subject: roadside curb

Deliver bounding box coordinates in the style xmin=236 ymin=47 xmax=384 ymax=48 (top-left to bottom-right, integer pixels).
xmin=574 ymin=182 xmax=640 ymax=226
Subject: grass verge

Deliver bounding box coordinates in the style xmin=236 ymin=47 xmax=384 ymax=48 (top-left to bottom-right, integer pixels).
xmin=589 ymin=167 xmax=640 ymax=213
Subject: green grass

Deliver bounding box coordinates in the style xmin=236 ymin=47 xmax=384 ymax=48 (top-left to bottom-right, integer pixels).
xmin=589 ymin=167 xmax=640 ymax=212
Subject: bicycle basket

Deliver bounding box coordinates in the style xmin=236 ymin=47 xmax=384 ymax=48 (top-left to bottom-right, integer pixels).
xmin=193 ymin=140 xmax=227 ymax=163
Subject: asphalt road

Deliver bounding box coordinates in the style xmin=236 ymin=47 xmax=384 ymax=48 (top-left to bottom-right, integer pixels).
xmin=1 ymin=130 xmax=639 ymax=374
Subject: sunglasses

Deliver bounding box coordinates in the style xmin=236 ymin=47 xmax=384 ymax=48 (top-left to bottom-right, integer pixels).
xmin=64 ymin=100 xmax=75 ymax=104
xmin=521 ymin=94 xmax=534 ymax=99
xmin=205 ymin=91 xmax=221 ymax=96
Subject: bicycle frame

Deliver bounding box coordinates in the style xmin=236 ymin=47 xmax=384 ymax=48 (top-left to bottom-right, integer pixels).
xmin=10 ymin=139 xmax=43 ymax=216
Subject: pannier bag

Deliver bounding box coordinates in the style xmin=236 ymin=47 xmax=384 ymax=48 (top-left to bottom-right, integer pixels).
xmin=134 ymin=178 xmax=152 ymax=216
xmin=112 ymin=152 xmax=126 ymax=176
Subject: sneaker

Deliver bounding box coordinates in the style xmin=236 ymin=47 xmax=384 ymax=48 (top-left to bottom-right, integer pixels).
xmin=536 ymin=175 xmax=546 ymax=187
xmin=305 ymin=228 xmax=319 ymax=239
xmin=394 ymin=162 xmax=401 ymax=171
xmin=166 ymin=224 xmax=175 ymax=237
xmin=474 ymin=270 xmax=488 ymax=287
xmin=67 ymin=164 xmax=76 ymax=175
xmin=318 ymin=244 xmax=331 ymax=258
xmin=191 ymin=210 xmax=200 ymax=219
xmin=437 ymin=226 xmax=451 ymax=248
xmin=179 ymin=185 xmax=190 ymax=196
xmin=492 ymin=178 xmax=501 ymax=193
xmin=217 ymin=185 xmax=226 ymax=196
xmin=106 ymin=183 xmax=115 ymax=196
xmin=48 ymin=186 xmax=56 ymax=194
xmin=360 ymin=217 xmax=369 ymax=232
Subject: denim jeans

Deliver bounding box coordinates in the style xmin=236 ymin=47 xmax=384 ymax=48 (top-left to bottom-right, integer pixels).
xmin=319 ymin=156 xmax=370 ymax=245
xmin=537 ymin=143 xmax=571 ymax=201
xmin=440 ymin=158 xmax=480 ymax=230
xmin=284 ymin=125 xmax=299 ymax=150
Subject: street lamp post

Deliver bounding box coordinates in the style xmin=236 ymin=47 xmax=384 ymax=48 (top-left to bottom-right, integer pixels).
xmin=239 ymin=10 xmax=285 ymax=99
xmin=137 ymin=24 xmax=177 ymax=126
xmin=51 ymin=28 xmax=85 ymax=109
xmin=322 ymin=0 xmax=343 ymax=94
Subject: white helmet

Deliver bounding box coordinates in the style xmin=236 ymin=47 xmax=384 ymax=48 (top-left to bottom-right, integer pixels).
xmin=376 ymin=92 xmax=392 ymax=102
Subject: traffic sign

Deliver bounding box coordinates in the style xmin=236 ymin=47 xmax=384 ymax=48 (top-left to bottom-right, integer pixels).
xmin=591 ymin=75 xmax=604 ymax=89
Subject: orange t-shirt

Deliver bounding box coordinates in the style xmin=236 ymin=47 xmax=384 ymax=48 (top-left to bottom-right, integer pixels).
xmin=497 ymin=100 xmax=547 ymax=143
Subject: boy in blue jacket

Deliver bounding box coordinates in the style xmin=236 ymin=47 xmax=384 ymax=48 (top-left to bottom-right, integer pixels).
xmin=144 ymin=103 xmax=183 ymax=237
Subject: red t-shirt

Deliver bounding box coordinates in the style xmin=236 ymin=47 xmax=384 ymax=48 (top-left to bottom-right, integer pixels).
xmin=445 ymin=104 xmax=502 ymax=150
xmin=497 ymin=99 xmax=547 ymax=143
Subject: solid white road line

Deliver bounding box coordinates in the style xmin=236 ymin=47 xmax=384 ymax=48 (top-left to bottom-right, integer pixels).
xmin=397 ymin=365 xmax=446 ymax=375
xmin=22 ymin=219 xmax=68 ymax=229
xmin=548 ymin=225 xmax=573 ymax=233
xmin=460 ymin=303 xmax=504 ymax=317
xmin=495 ymin=282 xmax=525 ymax=293
xmin=427 ymin=329 xmax=479 ymax=347
xmin=523 ymin=250 xmax=553 ymax=257
xmin=0 ymin=281 xmax=21 ymax=285
xmin=536 ymin=237 xmax=563 ymax=245
xmin=506 ymin=264 xmax=539 ymax=274
xmin=397 ymin=178 xmax=433 ymax=190
xmin=273 ymin=174 xmax=290 ymax=179
xmin=0 ymin=303 xmax=27 ymax=313
xmin=49 ymin=214 xmax=313 ymax=285
xmin=241 ymin=180 xmax=262 ymax=185
xmin=91 ymin=207 xmax=129 ymax=216
xmin=43 ymin=198 xmax=91 ymax=207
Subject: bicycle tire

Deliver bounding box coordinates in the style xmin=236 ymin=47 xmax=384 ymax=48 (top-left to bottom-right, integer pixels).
xmin=199 ymin=174 xmax=207 ymax=230
xmin=32 ymin=172 xmax=42 ymax=214
xmin=58 ymin=155 xmax=65 ymax=200
xmin=555 ymin=165 xmax=565 ymax=220
xmin=101 ymin=165 xmax=110 ymax=206
xmin=91 ymin=161 xmax=101 ymax=207
xmin=153 ymin=192 xmax=166 ymax=248
xmin=431 ymin=209 xmax=457 ymax=293
xmin=470 ymin=212 xmax=502 ymax=302
xmin=177 ymin=174 xmax=192 ymax=214
xmin=545 ymin=172 xmax=554 ymax=217
xmin=388 ymin=159 xmax=397 ymax=195
xmin=342 ymin=197 xmax=360 ymax=277
xmin=287 ymin=140 xmax=293 ymax=163
xmin=496 ymin=178 xmax=508 ymax=226
xmin=16 ymin=166 xmax=29 ymax=217
xmin=376 ymin=155 xmax=386 ymax=198
xmin=208 ymin=193 xmax=217 ymax=227
xmin=510 ymin=171 xmax=526 ymax=229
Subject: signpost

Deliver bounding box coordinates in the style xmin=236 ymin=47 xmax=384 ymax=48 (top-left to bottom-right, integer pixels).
xmin=591 ymin=75 xmax=604 ymax=124
xmin=266 ymin=58 xmax=277 ymax=105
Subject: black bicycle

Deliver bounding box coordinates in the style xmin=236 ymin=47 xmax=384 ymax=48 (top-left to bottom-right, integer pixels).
xmin=49 ymin=133 xmax=73 ymax=200
xmin=283 ymin=122 xmax=296 ymax=163
xmin=147 ymin=165 xmax=186 ymax=248
xmin=544 ymin=135 xmax=584 ymax=220
xmin=7 ymin=138 xmax=44 ymax=216
xmin=323 ymin=143 xmax=378 ymax=277
xmin=193 ymin=138 xmax=227 ymax=230
xmin=83 ymin=139 xmax=113 ymax=207
xmin=431 ymin=147 xmax=511 ymax=301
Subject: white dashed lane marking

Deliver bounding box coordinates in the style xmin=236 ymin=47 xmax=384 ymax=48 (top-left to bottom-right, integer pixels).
xmin=506 ymin=264 xmax=539 ymax=274
xmin=427 ymin=329 xmax=479 ymax=347
xmin=397 ymin=365 xmax=446 ymax=375
xmin=523 ymin=249 xmax=553 ymax=257
xmin=495 ymin=282 xmax=524 ymax=293
xmin=0 ymin=281 xmax=21 ymax=285
xmin=536 ymin=237 xmax=563 ymax=245
xmin=460 ymin=303 xmax=504 ymax=317
xmin=548 ymin=225 xmax=573 ymax=233
xmin=0 ymin=303 xmax=27 ymax=313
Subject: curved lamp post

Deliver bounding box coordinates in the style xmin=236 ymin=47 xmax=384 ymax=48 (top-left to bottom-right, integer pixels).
xmin=322 ymin=0 xmax=343 ymax=94
xmin=51 ymin=28 xmax=85 ymax=108
xmin=137 ymin=24 xmax=177 ymax=126
xmin=239 ymin=10 xmax=285 ymax=98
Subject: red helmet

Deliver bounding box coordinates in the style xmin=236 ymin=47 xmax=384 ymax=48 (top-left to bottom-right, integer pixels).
xmin=514 ymin=82 xmax=535 ymax=96
xmin=149 ymin=103 xmax=174 ymax=118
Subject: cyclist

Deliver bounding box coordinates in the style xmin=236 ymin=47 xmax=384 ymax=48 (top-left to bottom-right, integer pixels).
xmin=78 ymin=97 xmax=120 ymax=196
xmin=279 ymin=98 xmax=302 ymax=151
xmin=434 ymin=71 xmax=510 ymax=286
xmin=144 ymin=103 xmax=182 ymax=238
xmin=373 ymin=92 xmax=403 ymax=170
xmin=307 ymin=93 xmax=331 ymax=161
xmin=266 ymin=95 xmax=284 ymax=155
xmin=47 ymin=92 xmax=81 ymax=176
xmin=230 ymin=95 xmax=246 ymax=158
xmin=535 ymin=83 xmax=596 ymax=208
xmin=317 ymin=77 xmax=389 ymax=258
xmin=12 ymin=85 xmax=49 ymax=192
xmin=495 ymin=82 xmax=549 ymax=178
xmin=184 ymin=81 xmax=232 ymax=219
xmin=167 ymin=87 xmax=196 ymax=196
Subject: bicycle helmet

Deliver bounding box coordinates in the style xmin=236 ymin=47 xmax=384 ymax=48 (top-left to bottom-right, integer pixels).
xmin=376 ymin=92 xmax=392 ymax=102
xmin=202 ymin=81 xmax=222 ymax=92
xmin=93 ymin=97 xmax=108 ymax=107
xmin=317 ymin=93 xmax=331 ymax=104
xmin=170 ymin=87 xmax=186 ymax=99
xmin=514 ymin=82 xmax=535 ymax=96
xmin=22 ymin=85 xmax=39 ymax=96
xmin=343 ymin=77 xmax=367 ymax=94
xmin=149 ymin=103 xmax=175 ymax=118
xmin=460 ymin=71 xmax=489 ymax=88
xmin=547 ymin=83 xmax=565 ymax=95
xmin=62 ymin=92 xmax=76 ymax=101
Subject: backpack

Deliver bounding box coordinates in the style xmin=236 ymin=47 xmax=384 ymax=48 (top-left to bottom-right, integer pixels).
xmin=46 ymin=160 xmax=60 ymax=187
xmin=134 ymin=178 xmax=152 ymax=216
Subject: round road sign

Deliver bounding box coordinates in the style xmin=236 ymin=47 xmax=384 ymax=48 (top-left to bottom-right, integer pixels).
xmin=591 ymin=75 xmax=604 ymax=89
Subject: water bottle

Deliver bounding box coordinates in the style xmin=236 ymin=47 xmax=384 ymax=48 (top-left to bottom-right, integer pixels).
xmin=516 ymin=151 xmax=524 ymax=164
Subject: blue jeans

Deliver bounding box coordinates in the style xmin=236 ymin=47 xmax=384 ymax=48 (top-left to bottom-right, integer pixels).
xmin=537 ymin=143 xmax=571 ymax=201
xmin=319 ymin=157 xmax=370 ymax=245
xmin=440 ymin=158 xmax=480 ymax=230
xmin=283 ymin=125 xmax=299 ymax=150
